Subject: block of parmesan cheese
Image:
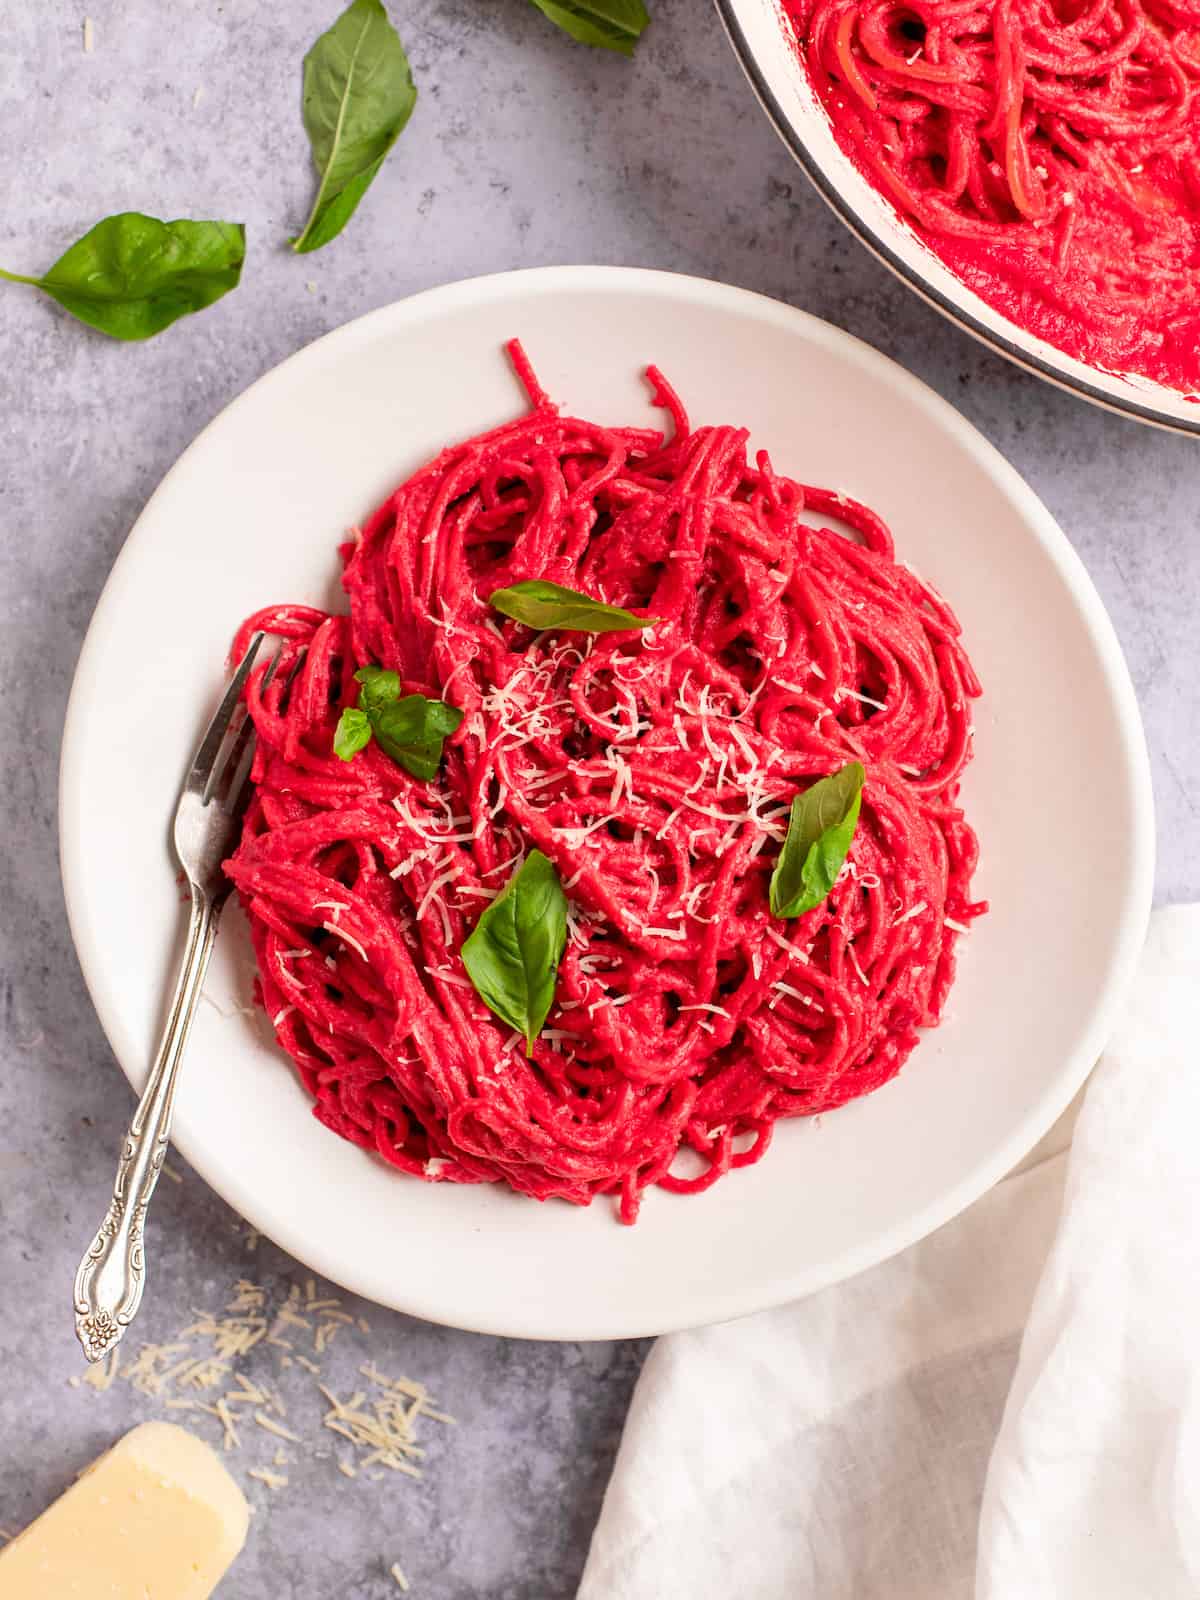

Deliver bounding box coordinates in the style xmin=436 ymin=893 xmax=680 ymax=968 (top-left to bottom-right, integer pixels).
xmin=0 ymin=1420 xmax=249 ymax=1597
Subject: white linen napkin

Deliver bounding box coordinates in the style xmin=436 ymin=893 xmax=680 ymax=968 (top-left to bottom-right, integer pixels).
xmin=578 ymin=905 xmax=1200 ymax=1600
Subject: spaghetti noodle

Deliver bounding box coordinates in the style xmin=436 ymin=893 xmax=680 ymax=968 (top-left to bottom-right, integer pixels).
xmin=785 ymin=0 xmax=1200 ymax=391
xmin=225 ymin=344 xmax=984 ymax=1223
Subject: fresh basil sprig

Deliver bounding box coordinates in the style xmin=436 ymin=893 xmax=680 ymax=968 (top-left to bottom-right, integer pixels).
xmin=527 ymin=0 xmax=650 ymax=54
xmin=461 ymin=850 xmax=568 ymax=1055
xmin=769 ymin=761 xmax=865 ymax=919
xmin=489 ymin=580 xmax=660 ymax=634
xmin=0 ymin=214 xmax=245 ymax=340
xmin=333 ymin=666 xmax=463 ymax=779
xmin=293 ymin=0 xmax=418 ymax=254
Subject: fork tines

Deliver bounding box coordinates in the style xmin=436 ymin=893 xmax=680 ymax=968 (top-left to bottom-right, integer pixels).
xmin=190 ymin=634 xmax=282 ymax=811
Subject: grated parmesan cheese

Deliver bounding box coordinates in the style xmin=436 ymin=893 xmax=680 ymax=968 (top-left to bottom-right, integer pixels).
xmin=847 ymin=943 xmax=870 ymax=987
xmin=323 ymin=922 xmax=369 ymax=963
xmin=71 ymin=1270 xmax=456 ymax=1539
xmin=655 ymin=806 xmax=682 ymax=841
xmin=764 ymin=924 xmax=809 ymax=963
xmin=248 ymin=1468 xmax=288 ymax=1490
xmin=254 ymin=1412 xmax=301 ymax=1444
xmin=729 ymin=723 xmax=757 ymax=768
xmin=416 ymin=865 xmax=459 ymax=923
xmin=836 ymin=686 xmax=888 ymax=712
xmin=482 ymin=850 xmax=525 ymax=879
xmin=771 ymin=981 xmax=811 ymax=1006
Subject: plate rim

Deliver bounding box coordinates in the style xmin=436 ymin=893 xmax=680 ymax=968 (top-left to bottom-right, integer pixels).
xmin=59 ymin=264 xmax=1155 ymax=1338
xmin=714 ymin=0 xmax=1200 ymax=439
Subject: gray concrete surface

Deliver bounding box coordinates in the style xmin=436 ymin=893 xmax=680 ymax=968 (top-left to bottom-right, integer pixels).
xmin=1 ymin=2 xmax=1197 ymax=1595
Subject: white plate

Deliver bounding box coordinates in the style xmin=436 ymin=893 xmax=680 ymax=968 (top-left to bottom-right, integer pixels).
xmin=717 ymin=0 xmax=1200 ymax=436
xmin=60 ymin=267 xmax=1153 ymax=1340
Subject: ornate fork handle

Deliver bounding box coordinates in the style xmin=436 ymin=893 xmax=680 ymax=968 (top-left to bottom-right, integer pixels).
xmin=74 ymin=886 xmax=219 ymax=1362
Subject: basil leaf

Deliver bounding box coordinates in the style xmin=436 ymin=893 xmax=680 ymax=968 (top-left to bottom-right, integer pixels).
xmin=769 ymin=761 xmax=865 ymax=919
xmin=0 ymin=214 xmax=244 ymax=340
xmin=334 ymin=707 xmax=373 ymax=760
xmin=461 ymin=851 xmax=568 ymax=1054
xmin=355 ymin=664 xmax=401 ymax=717
xmin=293 ymin=0 xmax=418 ymax=254
xmin=527 ymin=0 xmax=650 ymax=54
xmin=489 ymin=580 xmax=660 ymax=634
xmin=333 ymin=669 xmax=462 ymax=776
xmin=371 ymin=694 xmax=464 ymax=780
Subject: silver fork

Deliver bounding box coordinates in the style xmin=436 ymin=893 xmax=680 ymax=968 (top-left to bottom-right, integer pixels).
xmin=73 ymin=633 xmax=279 ymax=1363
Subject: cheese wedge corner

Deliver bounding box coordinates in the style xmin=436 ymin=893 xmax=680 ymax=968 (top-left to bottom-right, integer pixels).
xmin=0 ymin=1420 xmax=250 ymax=1597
